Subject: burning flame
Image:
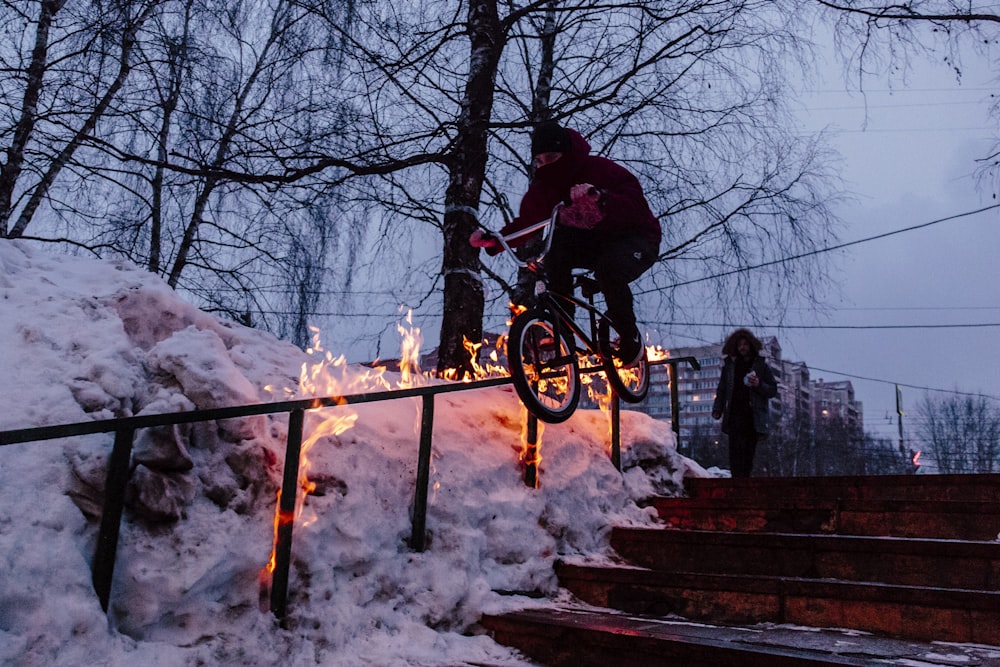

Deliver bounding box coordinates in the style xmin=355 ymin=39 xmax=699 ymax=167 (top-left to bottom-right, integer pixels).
xmin=260 ymin=313 xmax=517 ymax=598
xmin=912 ymin=450 xmax=922 ymax=466
xmin=585 ymin=341 xmax=669 ymax=445
xmin=260 ymin=319 xmax=424 ymax=591
xmin=259 ymin=308 xmax=666 ymax=599
xmin=520 ymin=406 xmax=543 ymax=487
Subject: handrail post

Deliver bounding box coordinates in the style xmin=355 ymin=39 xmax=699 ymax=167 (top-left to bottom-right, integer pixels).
xmin=668 ymin=361 xmax=682 ymax=454
xmin=667 ymin=356 xmax=701 ymax=456
xmin=410 ymin=395 xmax=434 ymax=551
xmin=610 ymin=393 xmax=621 ymax=471
xmin=270 ymin=408 xmax=304 ymax=619
xmin=92 ymin=427 xmax=135 ymax=612
xmin=524 ymin=412 xmax=539 ymax=488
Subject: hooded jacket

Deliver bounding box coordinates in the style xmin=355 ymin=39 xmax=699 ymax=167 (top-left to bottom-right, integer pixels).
xmin=490 ymin=128 xmax=661 ymax=253
xmin=712 ymin=329 xmax=778 ymax=437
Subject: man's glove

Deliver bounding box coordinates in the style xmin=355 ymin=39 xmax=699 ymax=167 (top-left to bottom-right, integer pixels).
xmin=559 ymin=183 xmax=603 ymax=230
xmin=469 ymin=228 xmax=499 ymax=250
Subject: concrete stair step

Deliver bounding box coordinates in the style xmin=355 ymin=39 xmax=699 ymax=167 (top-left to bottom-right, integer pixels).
xmin=480 ymin=608 xmax=884 ymax=667
xmin=610 ymin=527 xmax=1000 ymax=589
xmin=479 ymin=605 xmax=1000 ymax=666
xmin=684 ymin=473 xmax=1000 ymax=504
xmin=482 ymin=474 xmax=1000 ymax=664
xmin=650 ymin=496 xmax=1000 ymax=540
xmin=554 ymin=561 xmax=1000 ymax=645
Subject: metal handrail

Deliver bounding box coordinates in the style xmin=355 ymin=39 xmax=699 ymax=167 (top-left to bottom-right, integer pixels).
xmin=0 ymin=356 xmax=696 ymax=621
xmin=0 ymin=374 xmax=511 ymax=619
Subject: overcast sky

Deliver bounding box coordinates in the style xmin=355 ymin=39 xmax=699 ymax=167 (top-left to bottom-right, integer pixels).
xmin=648 ymin=34 xmax=999 ymax=445
xmin=773 ymin=39 xmax=999 ymax=442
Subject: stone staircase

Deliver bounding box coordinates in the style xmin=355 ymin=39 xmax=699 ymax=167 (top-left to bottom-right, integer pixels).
xmin=481 ymin=474 xmax=1000 ymax=666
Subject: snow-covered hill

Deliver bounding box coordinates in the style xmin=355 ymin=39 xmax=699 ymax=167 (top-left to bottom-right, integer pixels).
xmin=0 ymin=239 xmax=703 ymax=666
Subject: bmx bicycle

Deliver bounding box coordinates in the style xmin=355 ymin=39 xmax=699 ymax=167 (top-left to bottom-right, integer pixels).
xmin=485 ymin=204 xmax=650 ymax=424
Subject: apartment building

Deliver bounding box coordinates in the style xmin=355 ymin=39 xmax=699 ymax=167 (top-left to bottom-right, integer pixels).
xmin=627 ymin=336 xmax=862 ymax=457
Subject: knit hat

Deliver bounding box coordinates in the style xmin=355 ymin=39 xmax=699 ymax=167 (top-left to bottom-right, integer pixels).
xmin=531 ymin=121 xmax=571 ymax=156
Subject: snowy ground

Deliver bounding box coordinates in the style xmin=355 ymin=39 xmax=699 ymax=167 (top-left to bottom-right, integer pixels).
xmin=0 ymin=239 xmax=705 ymax=666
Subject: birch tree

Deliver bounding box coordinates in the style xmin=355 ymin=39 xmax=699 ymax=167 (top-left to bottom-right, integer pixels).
xmin=301 ymin=1 xmax=842 ymax=373
xmin=0 ymin=0 xmax=158 ymax=239
xmin=813 ymin=1 xmax=1000 ymax=182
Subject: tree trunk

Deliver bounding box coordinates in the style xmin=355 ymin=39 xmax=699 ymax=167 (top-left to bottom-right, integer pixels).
xmin=0 ymin=0 xmax=64 ymax=237
xmin=436 ymin=0 xmax=502 ymax=376
xmin=8 ymin=2 xmax=153 ymax=239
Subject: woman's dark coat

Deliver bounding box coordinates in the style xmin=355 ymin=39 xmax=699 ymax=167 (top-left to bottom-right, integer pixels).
xmin=713 ymin=353 xmax=778 ymax=437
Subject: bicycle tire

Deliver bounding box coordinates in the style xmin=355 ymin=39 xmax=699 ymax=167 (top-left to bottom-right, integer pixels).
xmin=598 ymin=318 xmax=650 ymax=403
xmin=508 ymin=309 xmax=581 ymax=423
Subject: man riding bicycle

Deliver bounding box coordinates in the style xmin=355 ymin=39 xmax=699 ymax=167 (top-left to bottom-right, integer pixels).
xmin=470 ymin=121 xmax=661 ymax=366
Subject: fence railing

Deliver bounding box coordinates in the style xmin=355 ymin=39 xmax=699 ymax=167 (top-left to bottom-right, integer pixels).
xmin=0 ymin=356 xmax=698 ymax=620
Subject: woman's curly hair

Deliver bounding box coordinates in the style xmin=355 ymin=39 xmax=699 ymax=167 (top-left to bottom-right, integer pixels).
xmin=721 ymin=328 xmax=762 ymax=357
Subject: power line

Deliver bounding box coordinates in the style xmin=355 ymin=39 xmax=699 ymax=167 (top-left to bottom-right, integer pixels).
xmin=646 ymin=203 xmax=1000 ymax=292
xmin=649 ymin=322 xmax=1000 ymax=330
xmin=803 ymin=100 xmax=989 ymax=112
xmin=806 ymin=365 xmax=1000 ymax=404
xmin=801 ymin=87 xmax=998 ymax=95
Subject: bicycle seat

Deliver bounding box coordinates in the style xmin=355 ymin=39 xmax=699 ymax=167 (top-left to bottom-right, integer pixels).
xmin=573 ymin=272 xmax=601 ymax=299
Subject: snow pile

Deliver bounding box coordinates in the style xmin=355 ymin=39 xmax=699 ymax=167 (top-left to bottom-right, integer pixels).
xmin=0 ymin=239 xmax=703 ymax=666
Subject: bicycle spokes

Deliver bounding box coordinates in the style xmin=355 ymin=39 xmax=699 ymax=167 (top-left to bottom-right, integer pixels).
xmin=509 ymin=310 xmax=581 ymax=423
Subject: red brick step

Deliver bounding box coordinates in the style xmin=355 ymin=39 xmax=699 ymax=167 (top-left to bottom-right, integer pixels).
xmin=481 ymin=606 xmax=880 ymax=666
xmin=651 ymin=496 xmax=1000 ymax=540
xmin=481 ymin=473 xmax=1000 ymax=665
xmin=610 ymin=527 xmax=1000 ymax=590
xmin=555 ymin=561 xmax=1000 ymax=644
xmin=683 ymin=473 xmax=1000 ymax=504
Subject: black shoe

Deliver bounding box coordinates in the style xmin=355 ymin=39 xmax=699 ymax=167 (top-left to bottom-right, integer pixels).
xmin=614 ymin=334 xmax=644 ymax=368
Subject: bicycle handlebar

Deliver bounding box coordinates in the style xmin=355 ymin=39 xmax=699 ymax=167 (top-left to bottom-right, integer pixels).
xmin=485 ymin=203 xmax=563 ymax=269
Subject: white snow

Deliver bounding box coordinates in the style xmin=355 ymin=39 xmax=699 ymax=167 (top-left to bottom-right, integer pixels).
xmin=0 ymin=239 xmax=703 ymax=666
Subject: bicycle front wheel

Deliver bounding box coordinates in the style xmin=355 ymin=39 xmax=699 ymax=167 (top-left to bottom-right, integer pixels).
xmin=508 ymin=309 xmax=580 ymax=423
xmin=598 ymin=318 xmax=650 ymax=403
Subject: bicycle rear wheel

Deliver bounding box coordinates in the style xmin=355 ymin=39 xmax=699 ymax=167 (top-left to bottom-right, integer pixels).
xmin=598 ymin=318 xmax=650 ymax=403
xmin=508 ymin=309 xmax=580 ymax=423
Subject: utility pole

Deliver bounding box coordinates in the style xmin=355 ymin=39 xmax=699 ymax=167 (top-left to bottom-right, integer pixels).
xmin=895 ymin=384 xmax=905 ymax=455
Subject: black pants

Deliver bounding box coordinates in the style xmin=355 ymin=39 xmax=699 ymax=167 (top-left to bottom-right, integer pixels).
xmin=727 ymin=426 xmax=759 ymax=478
xmin=544 ymin=228 xmax=658 ymax=339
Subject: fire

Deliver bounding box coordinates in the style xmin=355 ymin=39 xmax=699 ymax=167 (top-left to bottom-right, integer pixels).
xmin=260 ymin=319 xmax=421 ymax=594
xmin=260 ymin=313 xmax=518 ymax=598
xmin=586 ymin=341 xmax=667 ymax=446
xmin=912 ymin=450 xmax=922 ymax=466
xmin=520 ymin=406 xmax=543 ymax=487
xmin=646 ymin=343 xmax=669 ymax=363
xmin=259 ymin=308 xmax=664 ymax=599
xmin=439 ymin=334 xmax=510 ymax=381
xmin=396 ymin=309 xmax=424 ymax=387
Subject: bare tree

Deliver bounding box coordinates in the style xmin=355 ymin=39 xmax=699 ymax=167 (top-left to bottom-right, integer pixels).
xmin=68 ymin=0 xmax=360 ymax=338
xmin=2 ymin=0 xmax=845 ymax=375
xmin=300 ymin=1 xmax=843 ymax=371
xmin=813 ymin=1 xmax=1000 ymax=183
xmin=0 ymin=0 xmax=158 ymax=239
xmin=916 ymin=393 xmax=1000 ymax=473
xmin=765 ymin=405 xmax=815 ymax=476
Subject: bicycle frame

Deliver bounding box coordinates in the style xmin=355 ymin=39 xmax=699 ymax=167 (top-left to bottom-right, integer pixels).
xmin=488 ymin=204 xmax=607 ymax=358
xmin=488 ymin=203 xmax=651 ymax=420
xmin=534 ymin=286 xmax=604 ymax=360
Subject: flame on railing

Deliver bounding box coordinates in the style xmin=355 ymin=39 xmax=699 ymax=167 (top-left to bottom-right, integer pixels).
xmin=397 ymin=310 xmax=423 ymax=387
xmin=588 ymin=341 xmax=669 ymax=443
xmin=260 ymin=316 xmax=432 ymax=587
xmin=259 ymin=310 xmax=659 ymax=589
xmin=439 ymin=334 xmax=509 ymax=382
xmin=519 ymin=406 xmax=543 ymax=474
